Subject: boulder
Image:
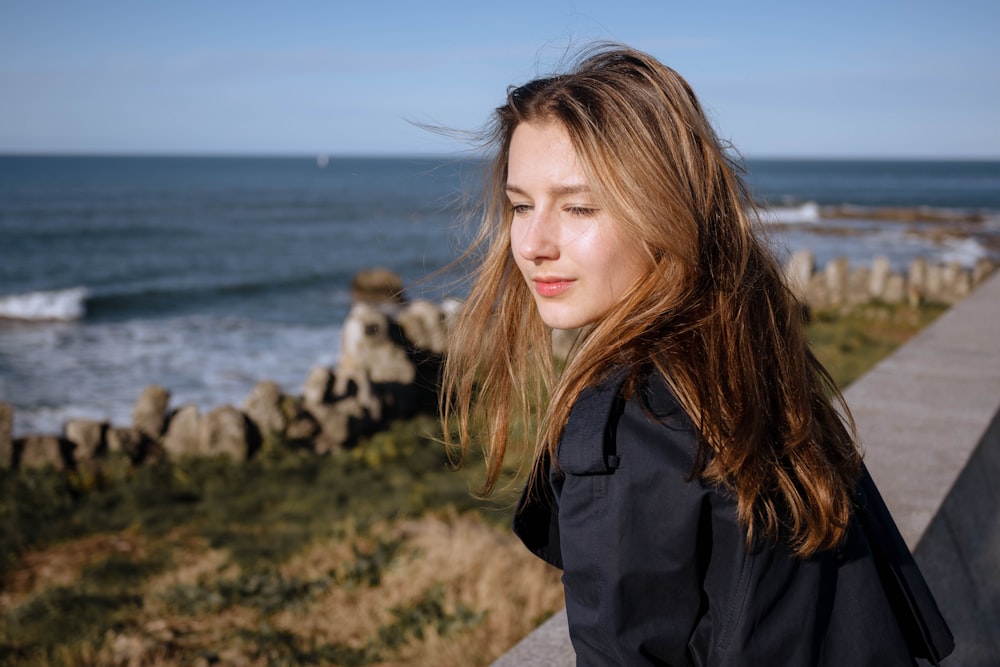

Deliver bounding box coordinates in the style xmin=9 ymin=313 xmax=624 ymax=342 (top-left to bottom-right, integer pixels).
xmin=908 ymin=258 xmax=929 ymax=302
xmin=198 ymin=405 xmax=258 ymax=462
xmin=107 ymin=426 xmax=149 ymax=463
xmin=302 ymin=367 xmax=335 ymax=407
xmin=307 ymin=397 xmax=371 ymax=454
xmin=162 ymin=405 xmax=202 ymax=459
xmin=64 ymin=419 xmax=108 ymax=461
xmin=941 ymin=261 xmax=970 ymax=302
xmin=972 ymin=259 xmax=997 ymax=287
xmin=397 ymin=300 xmax=448 ymax=354
xmin=825 ymin=257 xmax=851 ymax=306
xmin=133 ymin=385 xmax=171 ymax=439
xmin=805 ymin=272 xmax=831 ymax=310
xmin=0 ymin=402 xmax=12 ymax=469
xmin=243 ymin=380 xmax=287 ymax=436
xmin=869 ymin=256 xmax=892 ymax=300
xmin=14 ymin=435 xmax=73 ymax=470
xmin=926 ymin=264 xmax=945 ymax=302
xmin=846 ymin=266 xmax=870 ymax=305
xmin=351 ymin=268 xmax=405 ymax=305
xmin=882 ymin=274 xmax=906 ymax=304
xmin=783 ymin=249 xmax=815 ymax=301
xmin=334 ymin=302 xmax=419 ymax=420
xmin=285 ymin=409 xmax=321 ymax=444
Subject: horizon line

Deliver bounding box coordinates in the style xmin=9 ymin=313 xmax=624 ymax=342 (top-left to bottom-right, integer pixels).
xmin=2 ymin=150 xmax=1000 ymax=162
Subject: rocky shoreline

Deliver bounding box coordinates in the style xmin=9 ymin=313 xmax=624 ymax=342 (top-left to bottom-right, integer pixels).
xmin=0 ymin=257 xmax=996 ymax=473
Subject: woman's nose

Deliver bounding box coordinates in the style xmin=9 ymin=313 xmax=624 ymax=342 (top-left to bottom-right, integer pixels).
xmin=513 ymin=210 xmax=560 ymax=263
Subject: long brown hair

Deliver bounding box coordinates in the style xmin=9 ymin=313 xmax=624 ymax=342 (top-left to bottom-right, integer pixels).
xmin=441 ymin=44 xmax=861 ymax=558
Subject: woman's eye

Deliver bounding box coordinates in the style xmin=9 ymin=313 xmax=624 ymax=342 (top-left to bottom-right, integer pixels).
xmin=511 ymin=204 xmax=532 ymax=216
xmin=567 ymin=206 xmax=598 ymax=217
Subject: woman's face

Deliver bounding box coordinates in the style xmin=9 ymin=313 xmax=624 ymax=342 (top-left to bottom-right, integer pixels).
xmin=507 ymin=121 xmax=649 ymax=330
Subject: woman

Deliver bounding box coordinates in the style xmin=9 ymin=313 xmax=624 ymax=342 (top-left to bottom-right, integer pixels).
xmin=441 ymin=44 xmax=953 ymax=665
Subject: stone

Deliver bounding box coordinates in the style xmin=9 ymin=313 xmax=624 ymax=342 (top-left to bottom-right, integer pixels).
xmin=0 ymin=402 xmax=12 ymax=469
xmin=107 ymin=426 xmax=148 ymax=462
xmin=334 ymin=302 xmax=417 ymax=420
xmin=882 ymin=274 xmax=906 ymax=304
xmin=133 ymin=385 xmax=171 ymax=439
xmin=926 ymin=264 xmax=944 ymax=302
xmin=805 ymin=273 xmax=831 ymax=310
xmin=350 ymin=268 xmax=405 ymax=305
xmin=243 ymin=380 xmax=287 ymax=436
xmin=825 ymin=257 xmax=850 ymax=305
xmin=198 ymin=405 xmax=258 ymax=462
xmin=307 ymin=397 xmax=371 ymax=454
xmin=847 ymin=266 xmax=870 ymax=305
xmin=397 ymin=300 xmax=448 ymax=354
xmin=869 ymin=256 xmax=892 ymax=300
xmin=285 ymin=410 xmax=321 ymax=443
xmin=14 ymin=434 xmax=72 ymax=470
xmin=908 ymin=258 xmax=928 ymax=301
xmin=972 ymin=259 xmax=997 ymax=287
xmin=941 ymin=262 xmax=970 ymax=302
xmin=64 ymin=419 xmax=108 ymax=461
xmin=162 ymin=405 xmax=202 ymax=459
xmin=302 ymin=367 xmax=334 ymax=406
xmin=783 ymin=249 xmax=815 ymax=301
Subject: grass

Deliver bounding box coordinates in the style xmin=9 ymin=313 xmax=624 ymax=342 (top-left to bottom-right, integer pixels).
xmin=0 ymin=301 xmax=947 ymax=666
xmin=807 ymin=302 xmax=947 ymax=389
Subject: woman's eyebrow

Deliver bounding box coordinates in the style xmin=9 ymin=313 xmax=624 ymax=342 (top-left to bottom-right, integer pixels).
xmin=505 ymin=183 xmax=592 ymax=196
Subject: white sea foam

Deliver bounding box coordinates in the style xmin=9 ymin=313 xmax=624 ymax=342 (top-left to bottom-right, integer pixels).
xmin=1 ymin=314 xmax=343 ymax=436
xmin=0 ymin=287 xmax=89 ymax=321
xmin=758 ymin=202 xmax=821 ymax=224
xmin=939 ymin=237 xmax=988 ymax=267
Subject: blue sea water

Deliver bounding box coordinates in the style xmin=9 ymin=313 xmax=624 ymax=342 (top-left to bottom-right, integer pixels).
xmin=2 ymin=156 xmax=999 ymax=436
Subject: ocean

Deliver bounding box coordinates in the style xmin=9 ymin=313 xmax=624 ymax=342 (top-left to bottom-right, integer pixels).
xmin=2 ymin=156 xmax=999 ymax=436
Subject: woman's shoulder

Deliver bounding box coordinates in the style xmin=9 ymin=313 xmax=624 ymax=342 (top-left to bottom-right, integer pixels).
xmin=566 ymin=364 xmax=690 ymax=420
xmin=558 ymin=364 xmax=700 ymax=477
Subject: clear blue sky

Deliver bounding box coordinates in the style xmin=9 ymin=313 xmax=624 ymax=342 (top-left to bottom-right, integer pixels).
xmin=2 ymin=0 xmax=998 ymax=158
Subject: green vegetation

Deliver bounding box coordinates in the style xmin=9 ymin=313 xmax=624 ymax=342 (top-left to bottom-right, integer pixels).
xmin=0 ymin=302 xmax=946 ymax=666
xmin=807 ymin=302 xmax=947 ymax=389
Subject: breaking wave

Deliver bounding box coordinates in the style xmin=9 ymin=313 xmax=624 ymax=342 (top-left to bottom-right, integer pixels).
xmin=0 ymin=287 xmax=89 ymax=321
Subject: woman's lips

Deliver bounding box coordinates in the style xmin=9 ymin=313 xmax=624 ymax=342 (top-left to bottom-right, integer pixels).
xmin=533 ymin=279 xmax=574 ymax=297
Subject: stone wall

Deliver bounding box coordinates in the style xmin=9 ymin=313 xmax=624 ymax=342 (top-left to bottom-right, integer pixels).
xmin=783 ymin=250 xmax=996 ymax=310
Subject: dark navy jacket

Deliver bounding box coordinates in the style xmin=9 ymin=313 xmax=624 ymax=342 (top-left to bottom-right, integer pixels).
xmin=513 ymin=369 xmax=953 ymax=666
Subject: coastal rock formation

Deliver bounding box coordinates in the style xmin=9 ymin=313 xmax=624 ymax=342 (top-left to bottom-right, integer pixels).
xmin=350 ymin=267 xmax=406 ymax=305
xmin=13 ymin=434 xmax=73 ymax=470
xmin=307 ymin=397 xmax=371 ymax=454
xmin=107 ymin=426 xmax=147 ymax=463
xmin=198 ymin=406 xmax=259 ymax=462
xmin=785 ymin=252 xmax=996 ymax=310
xmin=397 ymin=299 xmax=449 ymax=355
xmin=64 ymin=419 xmax=107 ymax=460
xmin=243 ymin=380 xmax=287 ymax=439
xmin=162 ymin=405 xmax=201 ymax=459
xmin=302 ymin=367 xmax=335 ymax=407
xmin=783 ymin=249 xmax=814 ymax=301
xmin=133 ymin=385 xmax=171 ymax=439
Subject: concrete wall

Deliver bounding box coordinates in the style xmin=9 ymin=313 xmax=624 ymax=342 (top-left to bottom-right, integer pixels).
xmin=849 ymin=269 xmax=1000 ymax=665
xmin=491 ymin=269 xmax=1000 ymax=666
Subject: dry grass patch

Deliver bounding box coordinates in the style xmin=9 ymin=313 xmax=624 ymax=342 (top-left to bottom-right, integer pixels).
xmin=0 ymin=530 xmax=147 ymax=609
xmin=271 ymin=511 xmax=563 ymax=666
